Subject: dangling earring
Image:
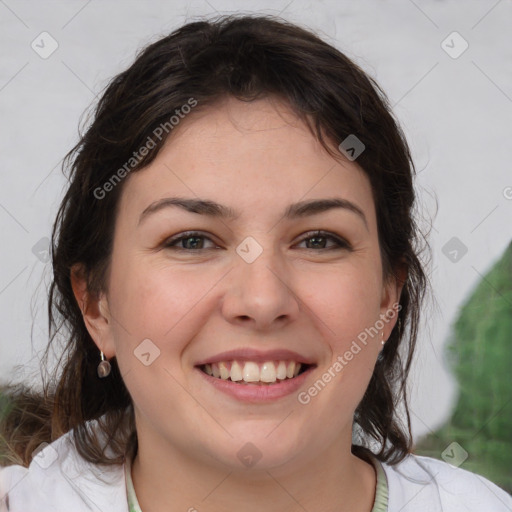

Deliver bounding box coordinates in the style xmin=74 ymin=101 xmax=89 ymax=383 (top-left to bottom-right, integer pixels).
xmin=381 ymin=331 xmax=385 ymax=346
xmin=97 ymin=351 xmax=111 ymax=378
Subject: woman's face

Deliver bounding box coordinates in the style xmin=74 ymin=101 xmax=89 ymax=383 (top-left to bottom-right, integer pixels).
xmin=86 ymin=97 xmax=401 ymax=471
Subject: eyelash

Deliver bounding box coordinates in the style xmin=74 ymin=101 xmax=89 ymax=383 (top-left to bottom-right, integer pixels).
xmin=163 ymin=230 xmax=351 ymax=252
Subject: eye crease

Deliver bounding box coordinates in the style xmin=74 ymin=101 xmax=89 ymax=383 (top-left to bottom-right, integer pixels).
xmin=162 ymin=230 xmax=352 ymax=251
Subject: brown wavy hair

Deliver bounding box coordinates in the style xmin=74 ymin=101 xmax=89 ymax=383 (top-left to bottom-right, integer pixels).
xmin=0 ymin=14 xmax=428 ymax=468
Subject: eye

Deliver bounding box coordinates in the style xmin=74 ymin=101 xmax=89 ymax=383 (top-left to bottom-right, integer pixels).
xmin=162 ymin=230 xmax=351 ymax=252
xmin=296 ymin=231 xmax=351 ymax=251
xmin=163 ymin=231 xmax=219 ymax=251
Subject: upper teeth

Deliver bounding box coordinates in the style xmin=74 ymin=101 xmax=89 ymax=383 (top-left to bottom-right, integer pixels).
xmin=203 ymin=361 xmax=303 ymax=384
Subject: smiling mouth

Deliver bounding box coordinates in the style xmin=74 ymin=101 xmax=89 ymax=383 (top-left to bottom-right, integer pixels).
xmin=198 ymin=360 xmax=313 ymax=385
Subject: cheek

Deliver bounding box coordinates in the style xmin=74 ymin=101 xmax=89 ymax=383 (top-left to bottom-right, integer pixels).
xmin=108 ymin=260 xmax=217 ymax=354
xmin=107 ymin=264 xmax=210 ymax=411
xmin=299 ymin=259 xmax=383 ymax=400
xmin=302 ymin=260 xmax=383 ymax=341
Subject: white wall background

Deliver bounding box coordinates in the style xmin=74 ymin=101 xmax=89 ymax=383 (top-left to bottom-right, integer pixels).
xmin=0 ymin=0 xmax=511 ymax=443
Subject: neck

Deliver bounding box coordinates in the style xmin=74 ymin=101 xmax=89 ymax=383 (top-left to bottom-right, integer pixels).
xmin=130 ymin=423 xmax=376 ymax=512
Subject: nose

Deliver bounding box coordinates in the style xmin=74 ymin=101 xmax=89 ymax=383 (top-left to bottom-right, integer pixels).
xmin=221 ymin=247 xmax=300 ymax=331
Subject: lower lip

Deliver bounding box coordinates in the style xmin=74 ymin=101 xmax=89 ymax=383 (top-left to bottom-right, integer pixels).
xmin=196 ymin=366 xmax=315 ymax=403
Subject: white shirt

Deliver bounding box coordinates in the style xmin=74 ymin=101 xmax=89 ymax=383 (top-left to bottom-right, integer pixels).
xmin=1 ymin=423 xmax=511 ymax=511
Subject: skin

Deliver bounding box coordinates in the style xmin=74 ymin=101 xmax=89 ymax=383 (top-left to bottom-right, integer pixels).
xmin=72 ymin=96 xmax=402 ymax=512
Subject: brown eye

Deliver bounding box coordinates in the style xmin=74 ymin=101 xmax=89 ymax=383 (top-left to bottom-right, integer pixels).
xmin=297 ymin=231 xmax=351 ymax=251
xmin=163 ymin=231 xmax=218 ymax=251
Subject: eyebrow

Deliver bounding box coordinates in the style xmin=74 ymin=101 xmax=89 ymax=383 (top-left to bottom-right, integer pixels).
xmin=138 ymin=196 xmax=368 ymax=229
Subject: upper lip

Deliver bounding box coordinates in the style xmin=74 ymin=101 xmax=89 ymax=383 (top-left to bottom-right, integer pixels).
xmin=194 ymin=348 xmax=316 ymax=366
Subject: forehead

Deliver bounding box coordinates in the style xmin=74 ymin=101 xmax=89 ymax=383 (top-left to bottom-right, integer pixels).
xmin=118 ymin=97 xmax=375 ymax=227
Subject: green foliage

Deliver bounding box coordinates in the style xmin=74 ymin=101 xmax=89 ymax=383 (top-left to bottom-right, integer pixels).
xmin=0 ymin=389 xmax=14 ymax=464
xmin=415 ymin=241 xmax=512 ymax=493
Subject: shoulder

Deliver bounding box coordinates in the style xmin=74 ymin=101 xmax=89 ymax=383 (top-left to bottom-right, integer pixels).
xmin=381 ymin=453 xmax=512 ymax=512
xmin=0 ymin=422 xmax=128 ymax=512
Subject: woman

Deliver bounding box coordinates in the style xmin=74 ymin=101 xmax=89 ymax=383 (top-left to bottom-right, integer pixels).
xmin=1 ymin=14 xmax=510 ymax=512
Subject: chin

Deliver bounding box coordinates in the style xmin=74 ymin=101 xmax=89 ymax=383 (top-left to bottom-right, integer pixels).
xmin=227 ymin=431 xmax=304 ymax=471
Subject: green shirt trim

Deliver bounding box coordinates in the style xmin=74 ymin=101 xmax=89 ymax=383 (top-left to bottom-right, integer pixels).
xmin=125 ymin=454 xmax=142 ymax=512
xmin=370 ymin=454 xmax=389 ymax=512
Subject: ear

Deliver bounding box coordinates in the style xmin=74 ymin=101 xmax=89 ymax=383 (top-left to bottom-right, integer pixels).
xmin=379 ymin=263 xmax=407 ymax=341
xmin=70 ymin=263 xmax=116 ymax=359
